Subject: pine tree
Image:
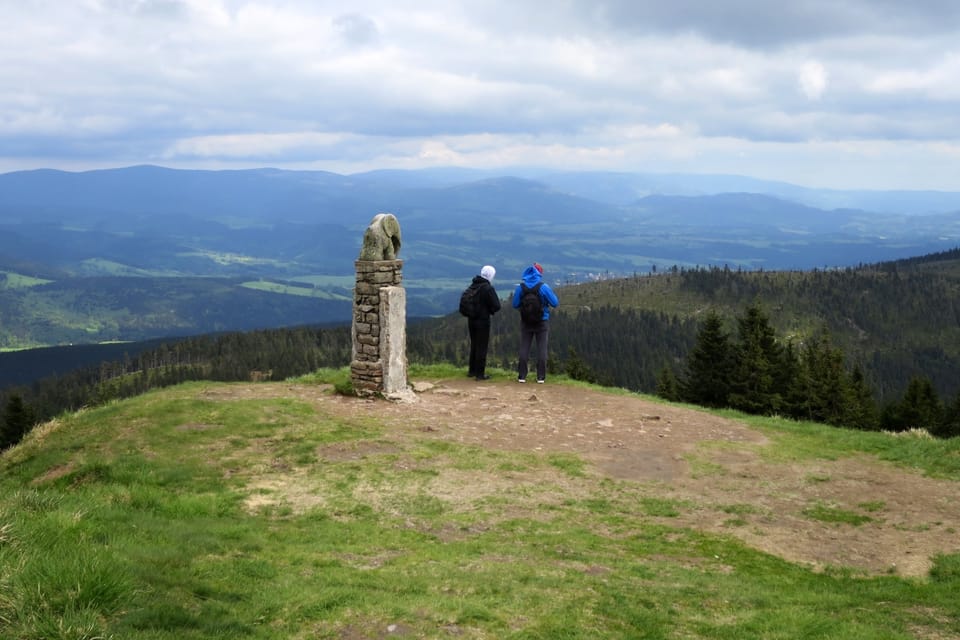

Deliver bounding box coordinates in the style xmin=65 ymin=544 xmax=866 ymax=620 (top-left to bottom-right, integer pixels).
xmin=564 ymin=347 xmax=598 ymax=383
xmin=844 ymin=364 xmax=880 ymax=430
xmin=803 ymin=332 xmax=848 ymax=426
xmin=655 ymin=366 xmax=681 ymax=402
xmin=934 ymin=389 xmax=960 ymax=439
xmin=728 ymin=302 xmax=783 ymax=415
xmin=1 ymin=394 xmax=35 ymax=449
xmin=777 ymin=341 xmax=809 ymax=420
xmin=681 ymin=312 xmax=734 ymax=408
xmin=894 ymin=376 xmax=943 ymax=433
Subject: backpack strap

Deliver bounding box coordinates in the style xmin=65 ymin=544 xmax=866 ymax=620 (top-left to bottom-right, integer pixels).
xmin=520 ymin=282 xmax=543 ymax=294
xmin=520 ymin=280 xmax=543 ymax=300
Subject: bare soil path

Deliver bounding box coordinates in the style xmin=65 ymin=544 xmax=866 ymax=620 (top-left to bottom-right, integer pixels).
xmin=221 ymin=378 xmax=960 ymax=578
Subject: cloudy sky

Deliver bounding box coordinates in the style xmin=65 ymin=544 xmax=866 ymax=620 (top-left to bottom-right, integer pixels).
xmin=2 ymin=0 xmax=960 ymax=189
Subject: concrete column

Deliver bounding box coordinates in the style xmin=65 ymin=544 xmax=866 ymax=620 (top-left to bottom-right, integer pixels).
xmin=380 ymin=285 xmax=407 ymax=395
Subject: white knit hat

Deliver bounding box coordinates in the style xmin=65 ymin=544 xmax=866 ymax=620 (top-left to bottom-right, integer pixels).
xmin=480 ymin=265 xmax=496 ymax=282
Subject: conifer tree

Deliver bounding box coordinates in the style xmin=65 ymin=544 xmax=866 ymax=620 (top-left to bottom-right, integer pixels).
xmin=681 ymin=311 xmax=734 ymax=408
xmin=891 ymin=376 xmax=943 ymax=432
xmin=777 ymin=341 xmax=808 ymax=419
xmin=564 ymin=347 xmax=598 ymax=383
xmin=845 ymin=364 xmax=880 ymax=430
xmin=803 ymin=332 xmax=849 ymax=426
xmin=728 ymin=302 xmax=783 ymax=415
xmin=655 ymin=366 xmax=681 ymax=402
xmin=1 ymin=394 xmax=34 ymax=449
xmin=934 ymin=389 xmax=960 ymax=439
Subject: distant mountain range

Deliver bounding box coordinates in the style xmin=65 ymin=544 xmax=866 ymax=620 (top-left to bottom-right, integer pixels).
xmin=4 ymin=164 xmax=960 ymax=222
xmin=2 ymin=165 xmax=959 ymax=350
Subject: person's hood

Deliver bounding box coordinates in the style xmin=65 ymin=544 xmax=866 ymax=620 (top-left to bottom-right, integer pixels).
xmin=521 ymin=265 xmax=543 ymax=287
xmin=471 ymin=275 xmax=488 ymax=286
xmin=480 ymin=265 xmax=496 ymax=282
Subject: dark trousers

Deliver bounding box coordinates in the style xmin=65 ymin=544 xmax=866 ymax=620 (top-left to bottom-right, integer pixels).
xmin=468 ymin=319 xmax=491 ymax=376
xmin=518 ymin=320 xmax=549 ymax=381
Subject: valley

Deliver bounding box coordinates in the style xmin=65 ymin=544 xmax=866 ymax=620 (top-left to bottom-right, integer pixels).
xmin=2 ymin=166 xmax=959 ymax=352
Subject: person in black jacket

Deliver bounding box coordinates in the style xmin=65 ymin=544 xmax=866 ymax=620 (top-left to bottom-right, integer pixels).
xmin=467 ymin=265 xmax=501 ymax=380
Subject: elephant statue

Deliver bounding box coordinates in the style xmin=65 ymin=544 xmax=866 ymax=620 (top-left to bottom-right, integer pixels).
xmin=358 ymin=213 xmax=402 ymax=261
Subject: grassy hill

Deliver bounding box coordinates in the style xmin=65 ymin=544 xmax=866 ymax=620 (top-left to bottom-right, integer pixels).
xmin=2 ymin=366 xmax=959 ymax=639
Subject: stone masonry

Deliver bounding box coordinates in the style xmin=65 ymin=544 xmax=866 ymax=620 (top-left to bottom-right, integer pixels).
xmin=350 ymin=259 xmax=408 ymax=395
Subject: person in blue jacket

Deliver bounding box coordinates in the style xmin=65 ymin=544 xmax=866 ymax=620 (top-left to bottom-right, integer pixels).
xmin=511 ymin=263 xmax=559 ymax=383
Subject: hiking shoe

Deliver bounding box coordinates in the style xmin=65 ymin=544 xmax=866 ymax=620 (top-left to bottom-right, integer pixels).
xmin=517 ymin=378 xmax=526 ymax=383
xmin=476 ymin=375 xmax=491 ymax=381
xmin=536 ymin=379 xmax=545 ymax=384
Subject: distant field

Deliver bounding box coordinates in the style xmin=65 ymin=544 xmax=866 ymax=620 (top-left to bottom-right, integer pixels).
xmin=286 ymin=275 xmax=355 ymax=287
xmin=289 ymin=274 xmax=476 ymax=295
xmin=240 ymin=280 xmax=351 ymax=300
xmin=75 ymin=259 xmax=182 ymax=277
xmin=0 ymin=271 xmax=53 ymax=288
xmin=176 ymin=250 xmax=283 ymax=267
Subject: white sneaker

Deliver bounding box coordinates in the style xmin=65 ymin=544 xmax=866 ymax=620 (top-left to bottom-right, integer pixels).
xmin=517 ymin=378 xmax=526 ymax=383
xmin=536 ymin=379 xmax=545 ymax=384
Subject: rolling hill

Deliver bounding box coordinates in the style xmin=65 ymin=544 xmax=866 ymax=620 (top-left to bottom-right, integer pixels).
xmin=2 ymin=165 xmax=960 ymax=352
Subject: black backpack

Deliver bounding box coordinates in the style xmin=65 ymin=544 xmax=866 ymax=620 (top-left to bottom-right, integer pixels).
xmin=519 ymin=282 xmax=544 ymax=324
xmin=459 ymin=283 xmax=482 ymax=318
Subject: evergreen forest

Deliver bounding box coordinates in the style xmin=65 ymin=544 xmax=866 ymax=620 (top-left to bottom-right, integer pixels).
xmin=3 ymin=248 xmax=959 ymax=449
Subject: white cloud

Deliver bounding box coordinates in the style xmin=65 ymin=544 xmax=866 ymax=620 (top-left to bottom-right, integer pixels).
xmin=867 ymin=52 xmax=960 ymax=99
xmin=798 ymin=61 xmax=828 ymax=100
xmin=0 ymin=0 xmax=959 ymax=189
xmin=164 ymin=131 xmax=351 ymax=158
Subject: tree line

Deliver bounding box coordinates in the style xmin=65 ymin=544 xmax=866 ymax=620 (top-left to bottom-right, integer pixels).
xmin=5 ymin=249 xmax=960 ymax=449
xmin=655 ymin=303 xmax=960 ymax=438
xmin=408 ymin=299 xmax=959 ymax=438
xmin=1 ymin=325 xmax=351 ymax=450
xmin=563 ymin=247 xmax=960 ymax=402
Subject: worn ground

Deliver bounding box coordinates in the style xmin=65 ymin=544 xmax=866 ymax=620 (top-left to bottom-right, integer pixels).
xmin=210 ymin=378 xmax=960 ymax=578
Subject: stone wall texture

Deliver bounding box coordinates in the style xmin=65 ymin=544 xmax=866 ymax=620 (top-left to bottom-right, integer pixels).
xmin=350 ymin=259 xmax=407 ymax=395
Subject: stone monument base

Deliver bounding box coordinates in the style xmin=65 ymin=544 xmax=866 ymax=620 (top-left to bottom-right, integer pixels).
xmin=350 ymin=260 xmax=409 ymax=397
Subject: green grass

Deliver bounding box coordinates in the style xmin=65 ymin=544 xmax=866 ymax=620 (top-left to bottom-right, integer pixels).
xmin=1 ymin=378 xmax=959 ymax=639
xmin=0 ymin=270 xmax=54 ymax=288
xmin=724 ymin=410 xmax=960 ymax=479
xmin=76 ymin=258 xmax=178 ymax=277
xmin=803 ymin=502 xmax=874 ymax=526
xmin=176 ymin=250 xmax=281 ymax=267
xmin=239 ymin=280 xmax=352 ymax=300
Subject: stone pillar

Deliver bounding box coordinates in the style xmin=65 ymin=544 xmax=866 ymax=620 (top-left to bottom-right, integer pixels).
xmin=350 ymin=259 xmax=408 ymax=396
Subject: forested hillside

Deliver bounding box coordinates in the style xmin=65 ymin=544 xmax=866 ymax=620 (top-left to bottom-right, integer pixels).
xmin=407 ymin=248 xmax=960 ymax=400
xmin=0 ymin=274 xmax=354 ymax=349
xmin=558 ymin=247 xmax=960 ymax=399
xmin=3 ymin=249 xmax=959 ymax=450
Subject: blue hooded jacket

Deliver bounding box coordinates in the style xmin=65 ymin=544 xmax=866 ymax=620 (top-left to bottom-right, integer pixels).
xmin=512 ymin=265 xmax=559 ymax=321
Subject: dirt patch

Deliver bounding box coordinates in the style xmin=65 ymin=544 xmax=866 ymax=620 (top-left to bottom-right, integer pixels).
xmin=209 ymin=379 xmax=960 ymax=578
xmin=176 ymin=422 xmax=220 ymax=431
xmin=31 ymin=462 xmax=75 ymax=485
xmin=317 ymin=441 xmax=402 ymax=462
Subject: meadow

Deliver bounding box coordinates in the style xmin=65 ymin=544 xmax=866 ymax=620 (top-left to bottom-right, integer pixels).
xmin=1 ymin=366 xmax=958 ymax=639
